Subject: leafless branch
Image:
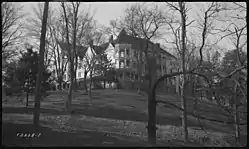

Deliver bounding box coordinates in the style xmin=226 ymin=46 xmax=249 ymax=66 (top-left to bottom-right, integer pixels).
xmin=157 ymin=100 xmax=247 ymax=125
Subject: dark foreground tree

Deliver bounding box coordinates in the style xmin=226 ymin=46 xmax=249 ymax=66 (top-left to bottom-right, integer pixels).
xmin=3 ymin=47 xmax=52 ymax=100
xmin=33 ymin=1 xmax=49 ymax=126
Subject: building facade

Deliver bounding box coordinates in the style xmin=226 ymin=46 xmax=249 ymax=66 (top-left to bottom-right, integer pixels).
xmin=52 ymin=29 xmax=180 ymax=92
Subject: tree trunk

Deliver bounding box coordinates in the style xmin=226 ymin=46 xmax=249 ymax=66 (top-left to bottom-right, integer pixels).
xmin=65 ymin=58 xmax=74 ymax=113
xmin=233 ymin=79 xmax=240 ymax=146
xmin=137 ymin=51 xmax=142 ymax=94
xmin=74 ymin=69 xmax=77 ymax=90
xmin=179 ymin=2 xmax=188 ymax=143
xmin=137 ymin=75 xmax=141 ymax=94
xmin=58 ymin=76 xmax=62 ymax=90
xmin=88 ymin=70 xmax=93 ymax=100
xmin=74 ymin=57 xmax=78 ymax=91
xmin=26 ymin=91 xmax=29 ymax=107
xmin=33 ymin=1 xmax=49 ymax=126
xmin=84 ymin=70 xmax=88 ymax=92
xmin=147 ymin=57 xmax=157 ymax=145
xmin=148 ymin=89 xmax=157 ymax=145
xmin=2 ymin=85 xmax=6 ymax=102
xmin=192 ymin=76 xmax=198 ymax=110
xmin=181 ymin=74 xmax=188 ymax=142
xmin=104 ymin=71 xmax=106 ymax=89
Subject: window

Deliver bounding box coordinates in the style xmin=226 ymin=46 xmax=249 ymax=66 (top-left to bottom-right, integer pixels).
xmin=126 ymin=49 xmax=129 ymax=56
xmin=120 ymin=62 xmax=124 ymax=68
xmin=78 ymin=72 xmax=81 ymax=78
xmin=78 ymin=62 xmax=82 ymax=69
xmin=120 ymin=51 xmax=124 ymax=57
xmin=126 ymin=60 xmax=130 ymax=67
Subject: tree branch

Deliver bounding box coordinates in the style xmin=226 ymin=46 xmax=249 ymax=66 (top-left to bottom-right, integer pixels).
xmin=156 ymin=100 xmax=247 ymax=125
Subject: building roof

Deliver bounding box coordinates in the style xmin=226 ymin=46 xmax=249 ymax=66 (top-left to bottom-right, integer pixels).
xmin=58 ymin=41 xmax=88 ymax=59
xmin=159 ymin=47 xmax=177 ymax=60
xmin=91 ymin=43 xmax=109 ymax=55
xmin=112 ymin=29 xmax=176 ymax=60
xmin=58 ymin=30 xmax=177 ymax=60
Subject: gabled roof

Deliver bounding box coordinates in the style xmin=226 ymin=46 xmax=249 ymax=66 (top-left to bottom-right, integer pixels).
xmin=91 ymin=42 xmax=109 ymax=55
xmin=58 ymin=30 xmax=177 ymax=60
xmin=159 ymin=48 xmax=177 ymax=60
xmin=114 ymin=29 xmax=177 ymax=60
xmin=58 ymin=41 xmax=88 ymax=59
xmin=115 ymin=29 xmax=150 ymax=51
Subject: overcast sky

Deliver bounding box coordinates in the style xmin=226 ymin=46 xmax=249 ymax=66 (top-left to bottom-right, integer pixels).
xmin=21 ymin=2 xmax=135 ymax=27
xmin=19 ymin=2 xmax=246 ymax=57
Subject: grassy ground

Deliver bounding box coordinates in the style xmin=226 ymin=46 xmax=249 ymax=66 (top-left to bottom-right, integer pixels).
xmin=2 ymin=122 xmax=151 ymax=147
xmin=2 ymin=89 xmax=247 ymax=146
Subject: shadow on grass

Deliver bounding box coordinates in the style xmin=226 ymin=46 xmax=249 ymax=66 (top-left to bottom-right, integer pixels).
xmin=2 ymin=122 xmax=149 ymax=147
xmin=3 ymin=101 xmax=234 ymax=134
xmin=2 ymin=105 xmax=217 ymax=133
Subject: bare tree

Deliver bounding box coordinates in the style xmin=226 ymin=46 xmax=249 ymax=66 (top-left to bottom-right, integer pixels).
xmin=102 ymin=19 xmax=121 ymax=39
xmin=24 ymin=3 xmax=54 ymax=68
xmin=73 ymin=6 xmax=95 ymax=90
xmin=226 ymin=3 xmax=247 ymax=144
xmin=25 ymin=3 xmax=71 ymax=90
xmin=2 ymin=2 xmax=26 ymax=68
xmin=82 ymin=29 xmax=107 ymax=100
xmin=33 ymin=1 xmax=49 ymax=126
xmin=49 ymin=19 xmax=69 ymax=90
xmin=163 ymin=2 xmax=231 ymax=143
xmin=165 ymin=2 xmax=190 ymax=142
xmin=198 ymin=3 xmax=247 ymax=145
xmin=60 ymin=2 xmax=81 ymax=112
xmin=116 ymin=3 xmax=167 ymax=145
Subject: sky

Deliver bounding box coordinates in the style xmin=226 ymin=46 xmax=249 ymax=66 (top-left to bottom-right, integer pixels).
xmin=19 ymin=2 xmax=246 ymax=58
xmin=21 ymin=2 xmax=135 ymax=27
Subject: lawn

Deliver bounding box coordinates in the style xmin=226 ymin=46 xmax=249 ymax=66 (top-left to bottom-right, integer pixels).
xmin=2 ymin=89 xmax=247 ymax=147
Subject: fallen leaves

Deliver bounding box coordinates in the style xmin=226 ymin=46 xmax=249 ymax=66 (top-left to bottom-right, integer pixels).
xmin=3 ymin=113 xmax=242 ymax=146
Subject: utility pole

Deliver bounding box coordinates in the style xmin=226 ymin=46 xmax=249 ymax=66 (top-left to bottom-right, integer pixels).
xmin=33 ymin=2 xmax=49 ymax=126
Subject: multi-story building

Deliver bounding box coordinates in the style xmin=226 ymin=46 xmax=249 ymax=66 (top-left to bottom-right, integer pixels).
xmin=52 ymin=29 xmax=179 ymax=92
